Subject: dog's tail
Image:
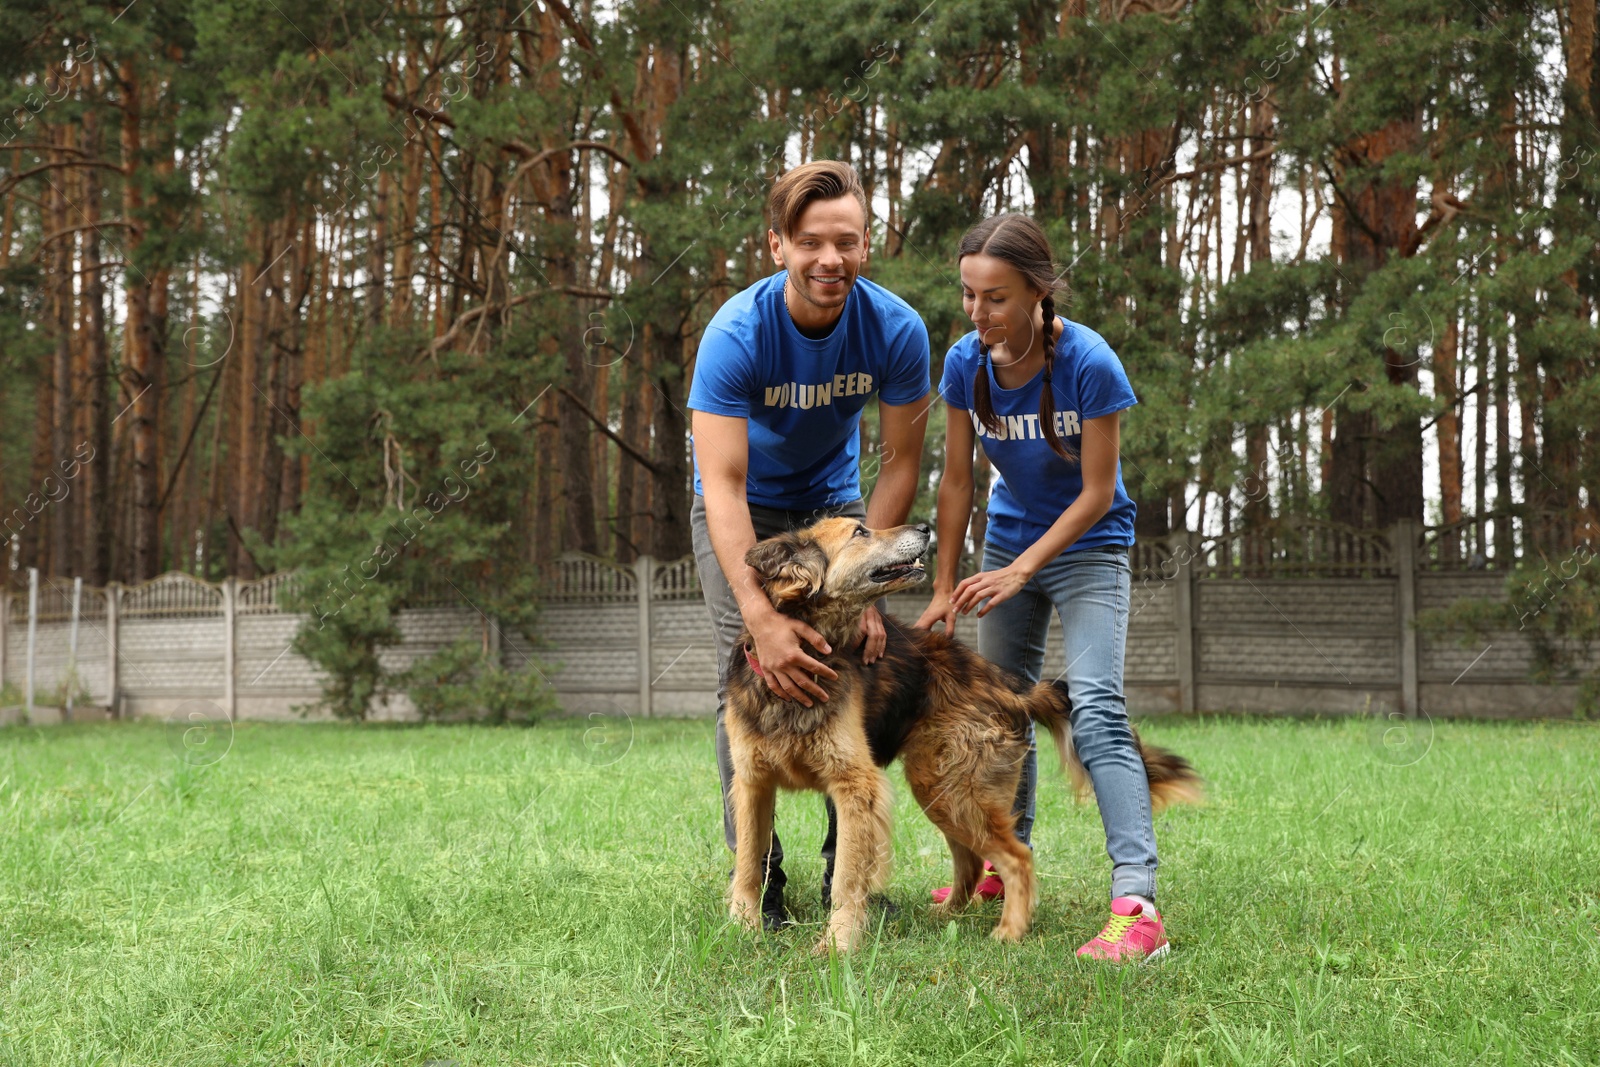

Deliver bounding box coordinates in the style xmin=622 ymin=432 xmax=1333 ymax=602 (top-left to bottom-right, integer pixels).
xmin=1027 ymin=679 xmax=1204 ymax=812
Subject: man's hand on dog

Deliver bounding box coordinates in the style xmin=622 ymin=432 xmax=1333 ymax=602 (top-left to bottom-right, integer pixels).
xmin=749 ymin=611 xmax=838 ymax=706
xmin=856 ymin=605 xmax=887 ymax=665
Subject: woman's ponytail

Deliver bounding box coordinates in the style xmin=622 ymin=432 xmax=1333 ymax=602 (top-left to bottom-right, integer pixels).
xmin=1036 ymin=294 xmax=1077 ymax=462
xmin=972 ymin=344 xmax=1003 ymax=438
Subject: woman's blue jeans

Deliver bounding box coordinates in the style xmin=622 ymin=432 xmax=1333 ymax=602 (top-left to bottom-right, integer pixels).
xmin=977 ymin=540 xmax=1159 ymax=903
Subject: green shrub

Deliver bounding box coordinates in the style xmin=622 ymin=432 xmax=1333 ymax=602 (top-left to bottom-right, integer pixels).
xmin=401 ymin=636 xmax=558 ymax=724
xmin=264 ymin=326 xmax=559 ymax=720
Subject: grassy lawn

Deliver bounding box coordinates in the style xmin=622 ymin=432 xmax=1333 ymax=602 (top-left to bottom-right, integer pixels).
xmin=1 ymin=714 xmax=1596 ymax=1066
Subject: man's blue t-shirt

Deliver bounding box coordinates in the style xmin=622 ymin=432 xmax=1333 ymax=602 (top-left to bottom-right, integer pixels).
xmin=939 ymin=320 xmax=1139 ymax=555
xmin=688 ymin=271 xmax=932 ymax=510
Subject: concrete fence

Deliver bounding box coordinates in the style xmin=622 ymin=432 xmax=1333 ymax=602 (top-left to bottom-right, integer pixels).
xmin=0 ymin=516 xmax=1583 ymax=723
xmin=543 ymin=518 xmax=1580 ymax=719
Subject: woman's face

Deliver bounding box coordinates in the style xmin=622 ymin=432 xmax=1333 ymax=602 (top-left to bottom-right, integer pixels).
xmin=960 ymin=254 xmax=1045 ymax=361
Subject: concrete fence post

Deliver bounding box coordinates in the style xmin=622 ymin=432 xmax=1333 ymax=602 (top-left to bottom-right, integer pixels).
xmin=0 ymin=585 xmax=8 ymax=694
xmin=1171 ymin=531 xmax=1198 ymax=714
xmin=25 ymin=567 xmax=38 ymax=719
xmin=222 ymin=577 xmax=237 ymax=721
xmin=106 ymin=584 xmax=120 ymax=718
xmin=1392 ymin=519 xmax=1421 ymax=717
xmin=67 ymin=577 xmax=82 ymax=718
xmin=486 ymin=610 xmax=501 ymax=669
xmin=636 ymin=555 xmax=654 ymax=717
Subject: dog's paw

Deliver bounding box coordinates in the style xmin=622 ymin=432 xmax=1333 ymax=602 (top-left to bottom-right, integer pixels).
xmin=930 ymin=900 xmax=966 ymax=921
xmin=811 ymin=934 xmax=858 ymax=957
xmin=728 ymin=897 xmax=762 ymax=931
xmin=988 ymin=921 xmax=1027 ymax=943
xmin=812 ymin=924 xmax=862 ymax=956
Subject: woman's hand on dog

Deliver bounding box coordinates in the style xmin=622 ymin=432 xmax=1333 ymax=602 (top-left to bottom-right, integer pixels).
xmin=749 ymin=611 xmax=838 ymax=706
xmin=914 ymin=587 xmax=958 ymax=634
xmin=951 ymin=565 xmax=1032 ymax=618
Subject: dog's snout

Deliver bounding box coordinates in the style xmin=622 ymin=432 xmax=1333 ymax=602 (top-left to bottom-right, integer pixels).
xmin=915 ymin=523 xmax=931 ymax=536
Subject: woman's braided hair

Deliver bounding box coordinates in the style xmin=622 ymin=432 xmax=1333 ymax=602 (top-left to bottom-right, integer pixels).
xmin=961 ymin=214 xmax=1077 ymax=463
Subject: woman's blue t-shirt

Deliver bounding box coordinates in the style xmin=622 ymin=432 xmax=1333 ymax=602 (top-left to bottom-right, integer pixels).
xmin=688 ymin=271 xmax=931 ymax=510
xmin=940 ymin=320 xmax=1139 ymax=555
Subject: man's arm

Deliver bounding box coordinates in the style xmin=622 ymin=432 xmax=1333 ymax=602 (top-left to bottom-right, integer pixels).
xmin=691 ymin=410 xmax=837 ymax=705
xmin=863 ymin=391 xmax=932 ymax=528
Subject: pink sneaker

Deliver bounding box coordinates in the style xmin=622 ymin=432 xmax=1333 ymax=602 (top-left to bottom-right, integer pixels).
xmin=1075 ymin=897 xmax=1170 ymax=962
xmin=931 ymin=862 xmax=1004 ymax=904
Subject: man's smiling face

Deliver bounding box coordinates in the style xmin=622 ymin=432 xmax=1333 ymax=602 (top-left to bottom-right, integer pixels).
xmin=768 ymin=195 xmax=869 ymax=318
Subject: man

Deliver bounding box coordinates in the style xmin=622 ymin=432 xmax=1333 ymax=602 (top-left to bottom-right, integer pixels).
xmin=689 ymin=160 xmax=932 ymax=929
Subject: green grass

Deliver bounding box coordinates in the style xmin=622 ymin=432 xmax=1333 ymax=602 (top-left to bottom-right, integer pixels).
xmin=1 ymin=715 xmax=1596 ymax=1066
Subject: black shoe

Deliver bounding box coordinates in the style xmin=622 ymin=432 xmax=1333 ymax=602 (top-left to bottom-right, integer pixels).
xmin=761 ymin=883 xmax=792 ymax=931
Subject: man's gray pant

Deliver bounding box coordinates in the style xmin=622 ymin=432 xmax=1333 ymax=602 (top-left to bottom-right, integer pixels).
xmin=691 ymin=493 xmax=868 ymax=892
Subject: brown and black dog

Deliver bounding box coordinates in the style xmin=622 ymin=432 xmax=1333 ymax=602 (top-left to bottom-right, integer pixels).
xmin=724 ymin=517 xmax=1202 ymax=954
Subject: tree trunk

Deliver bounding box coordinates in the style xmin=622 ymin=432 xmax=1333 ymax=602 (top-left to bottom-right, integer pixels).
xmin=229 ymin=221 xmax=271 ymax=577
xmin=1329 ymin=110 xmax=1426 ymax=528
xmin=49 ymin=119 xmax=76 ymax=576
xmin=1493 ymin=334 xmax=1512 ymax=559
xmin=537 ymin=5 xmax=598 ymax=554
xmin=649 ymin=328 xmax=692 ymax=561
xmin=1436 ymin=314 xmax=1462 ymax=561
xmin=1240 ymin=90 xmax=1277 ymax=549
xmin=120 ymin=57 xmax=164 ymax=582
xmin=80 ymin=98 xmax=112 ymax=585
xmin=1473 ymin=312 xmax=1488 ymax=558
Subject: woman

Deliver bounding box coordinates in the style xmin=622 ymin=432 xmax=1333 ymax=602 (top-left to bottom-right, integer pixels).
xmin=913 ymin=213 xmax=1168 ymax=962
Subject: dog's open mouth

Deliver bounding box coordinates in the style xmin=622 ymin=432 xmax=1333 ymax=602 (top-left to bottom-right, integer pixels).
xmin=869 ymin=559 xmax=926 ymax=585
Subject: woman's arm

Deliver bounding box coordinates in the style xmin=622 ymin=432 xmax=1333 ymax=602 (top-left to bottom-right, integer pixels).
xmin=950 ymin=410 xmax=1123 ymax=618
xmin=913 ymin=406 xmax=978 ymax=632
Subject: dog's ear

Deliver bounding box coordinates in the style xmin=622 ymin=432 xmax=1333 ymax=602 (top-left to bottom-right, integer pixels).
xmin=745 ymin=534 xmax=826 ymax=605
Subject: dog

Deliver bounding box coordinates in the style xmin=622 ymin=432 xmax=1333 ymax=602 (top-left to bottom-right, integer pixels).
xmin=723 ymin=517 xmax=1202 ymax=954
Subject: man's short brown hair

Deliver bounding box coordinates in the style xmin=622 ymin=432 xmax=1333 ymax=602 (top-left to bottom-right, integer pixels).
xmin=767 ymin=161 xmax=869 ymax=240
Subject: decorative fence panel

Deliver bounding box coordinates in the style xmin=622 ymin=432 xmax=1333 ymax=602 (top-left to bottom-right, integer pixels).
xmin=0 ymin=514 xmax=1585 ymax=722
